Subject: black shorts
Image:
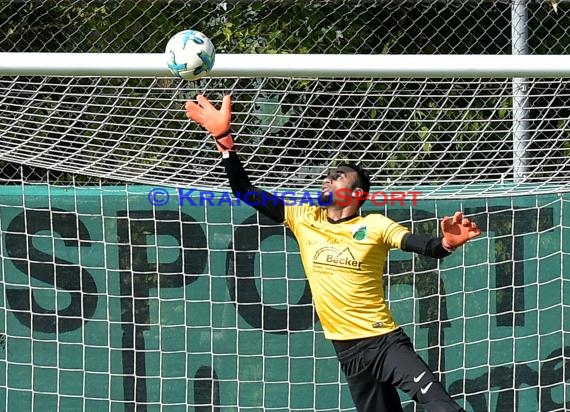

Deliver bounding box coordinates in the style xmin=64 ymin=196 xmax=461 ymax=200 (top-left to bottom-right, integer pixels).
xmin=333 ymin=328 xmax=465 ymax=412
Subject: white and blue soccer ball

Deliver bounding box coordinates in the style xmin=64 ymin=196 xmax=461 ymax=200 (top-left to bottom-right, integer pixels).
xmin=165 ymin=29 xmax=215 ymax=81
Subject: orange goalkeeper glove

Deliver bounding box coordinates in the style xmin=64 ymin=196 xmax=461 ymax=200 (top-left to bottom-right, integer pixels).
xmin=440 ymin=211 xmax=481 ymax=251
xmin=185 ymin=94 xmax=234 ymax=153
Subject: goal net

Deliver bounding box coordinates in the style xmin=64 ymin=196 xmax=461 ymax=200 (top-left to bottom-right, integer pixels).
xmin=0 ymin=64 xmax=569 ymax=411
xmin=2 ymin=71 xmax=570 ymax=196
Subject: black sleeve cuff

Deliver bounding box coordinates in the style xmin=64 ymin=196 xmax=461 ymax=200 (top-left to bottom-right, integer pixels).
xmin=401 ymin=233 xmax=452 ymax=259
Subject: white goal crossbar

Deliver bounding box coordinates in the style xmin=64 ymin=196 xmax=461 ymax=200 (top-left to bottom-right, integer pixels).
xmin=2 ymin=53 xmax=570 ymax=77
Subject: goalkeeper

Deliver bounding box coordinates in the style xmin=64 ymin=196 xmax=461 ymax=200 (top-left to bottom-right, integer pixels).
xmin=186 ymin=94 xmax=481 ymax=412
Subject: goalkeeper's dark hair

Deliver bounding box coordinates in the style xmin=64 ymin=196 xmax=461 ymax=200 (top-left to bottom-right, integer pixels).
xmin=339 ymin=162 xmax=371 ymax=208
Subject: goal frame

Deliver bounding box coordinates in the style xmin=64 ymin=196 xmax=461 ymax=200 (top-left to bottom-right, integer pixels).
xmin=2 ymin=53 xmax=570 ymax=78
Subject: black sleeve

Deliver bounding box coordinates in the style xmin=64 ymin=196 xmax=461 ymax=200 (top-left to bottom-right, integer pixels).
xmin=400 ymin=233 xmax=452 ymax=259
xmin=221 ymin=152 xmax=285 ymax=223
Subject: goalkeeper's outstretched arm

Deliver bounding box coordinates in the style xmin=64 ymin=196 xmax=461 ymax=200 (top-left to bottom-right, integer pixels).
xmin=401 ymin=211 xmax=481 ymax=258
xmin=222 ymin=152 xmax=285 ymax=223
xmin=185 ymin=94 xmax=285 ymax=223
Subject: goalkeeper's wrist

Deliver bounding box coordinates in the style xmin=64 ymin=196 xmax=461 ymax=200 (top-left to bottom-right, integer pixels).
xmin=214 ymin=132 xmax=235 ymax=154
xmin=441 ymin=237 xmax=456 ymax=252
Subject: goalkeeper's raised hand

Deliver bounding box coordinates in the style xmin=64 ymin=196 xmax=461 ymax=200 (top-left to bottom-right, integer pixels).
xmin=185 ymin=94 xmax=234 ymax=153
xmin=440 ymin=211 xmax=481 ymax=251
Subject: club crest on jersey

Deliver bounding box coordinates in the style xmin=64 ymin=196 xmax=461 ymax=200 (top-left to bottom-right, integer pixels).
xmin=352 ymin=224 xmax=367 ymax=241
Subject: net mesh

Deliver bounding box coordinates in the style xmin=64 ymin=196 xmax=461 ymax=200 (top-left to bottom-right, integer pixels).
xmin=1 ymin=76 xmax=570 ymax=197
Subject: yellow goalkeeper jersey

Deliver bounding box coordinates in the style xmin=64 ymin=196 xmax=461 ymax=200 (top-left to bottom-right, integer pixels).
xmin=284 ymin=203 xmax=410 ymax=341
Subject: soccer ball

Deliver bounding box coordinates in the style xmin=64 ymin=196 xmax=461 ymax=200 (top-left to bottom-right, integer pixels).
xmin=165 ymin=29 xmax=215 ymax=81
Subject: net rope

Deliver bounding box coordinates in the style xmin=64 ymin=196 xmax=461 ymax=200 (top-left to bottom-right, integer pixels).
xmin=1 ymin=76 xmax=569 ymax=198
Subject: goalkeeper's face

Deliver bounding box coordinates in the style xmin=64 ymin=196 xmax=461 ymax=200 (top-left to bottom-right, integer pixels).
xmin=319 ymin=166 xmax=362 ymax=209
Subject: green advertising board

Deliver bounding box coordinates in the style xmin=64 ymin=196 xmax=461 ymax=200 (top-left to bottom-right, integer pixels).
xmin=0 ymin=185 xmax=568 ymax=411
